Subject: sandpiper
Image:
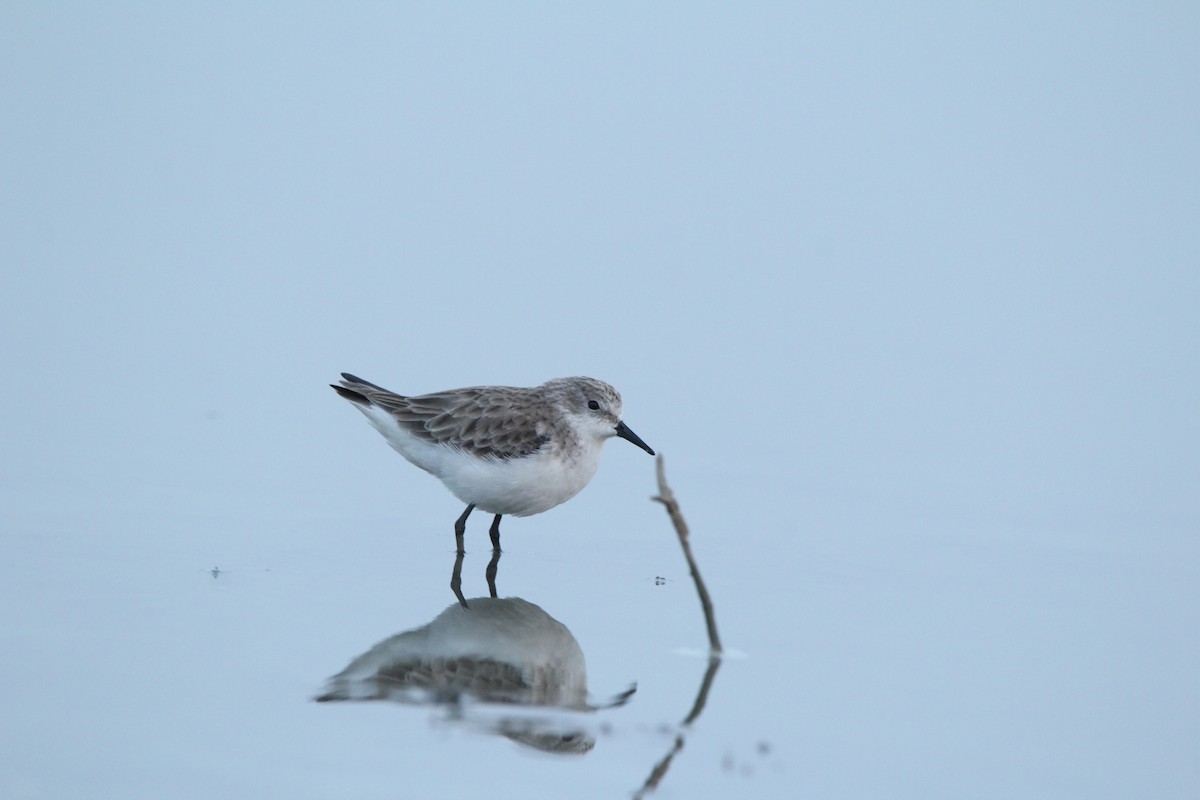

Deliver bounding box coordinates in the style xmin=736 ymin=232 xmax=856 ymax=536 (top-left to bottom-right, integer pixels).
xmin=331 ymin=374 xmax=654 ymax=552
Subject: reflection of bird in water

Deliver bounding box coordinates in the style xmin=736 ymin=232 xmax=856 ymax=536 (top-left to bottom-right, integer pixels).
xmin=316 ymin=598 xmax=634 ymax=754
xmin=318 ymin=598 xmax=587 ymax=706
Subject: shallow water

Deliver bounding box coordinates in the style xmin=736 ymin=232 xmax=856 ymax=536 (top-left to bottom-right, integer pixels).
xmin=3 ymin=457 xmax=1194 ymax=799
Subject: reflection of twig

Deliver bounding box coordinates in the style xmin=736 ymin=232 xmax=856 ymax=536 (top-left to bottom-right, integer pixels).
xmin=651 ymin=454 xmax=722 ymax=654
xmin=632 ymin=656 xmax=721 ymax=799
xmin=635 ymin=455 xmax=725 ymax=798
xmin=681 ymin=655 xmax=721 ymax=726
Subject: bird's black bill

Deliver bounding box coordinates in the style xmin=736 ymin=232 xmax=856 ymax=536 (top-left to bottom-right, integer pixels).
xmin=615 ymin=420 xmax=655 ymax=455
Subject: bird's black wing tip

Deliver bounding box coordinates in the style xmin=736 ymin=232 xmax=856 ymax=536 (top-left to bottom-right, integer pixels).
xmin=339 ymin=372 xmax=389 ymax=391
xmin=331 ymin=383 xmax=370 ymax=405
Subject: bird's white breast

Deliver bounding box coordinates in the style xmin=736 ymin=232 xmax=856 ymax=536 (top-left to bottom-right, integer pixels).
xmin=354 ymin=402 xmax=604 ymax=516
xmin=436 ymin=441 xmax=603 ymax=516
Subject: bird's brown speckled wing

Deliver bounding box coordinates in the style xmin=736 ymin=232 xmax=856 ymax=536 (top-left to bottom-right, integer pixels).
xmin=343 ymin=377 xmax=550 ymax=460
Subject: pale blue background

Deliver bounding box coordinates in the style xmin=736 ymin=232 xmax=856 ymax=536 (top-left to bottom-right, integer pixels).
xmin=2 ymin=3 xmax=1197 ymax=798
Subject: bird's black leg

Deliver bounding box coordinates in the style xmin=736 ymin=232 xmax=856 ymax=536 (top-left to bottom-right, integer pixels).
xmin=450 ymin=549 xmax=469 ymax=609
xmin=486 ymin=546 xmax=502 ymax=599
xmin=454 ymin=503 xmax=476 ymax=554
xmin=488 ymin=514 xmax=503 ymax=552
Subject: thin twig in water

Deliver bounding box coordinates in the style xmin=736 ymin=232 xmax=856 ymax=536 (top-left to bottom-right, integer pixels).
xmin=635 ymin=455 xmax=725 ymax=798
xmin=651 ymin=453 xmax=722 ymax=653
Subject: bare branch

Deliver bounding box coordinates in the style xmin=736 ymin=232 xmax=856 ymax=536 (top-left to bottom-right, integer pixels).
xmin=651 ymin=454 xmax=722 ymax=654
xmin=635 ymin=456 xmax=725 ymax=797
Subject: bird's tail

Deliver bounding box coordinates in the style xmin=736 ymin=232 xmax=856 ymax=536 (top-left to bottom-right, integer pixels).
xmin=330 ymin=372 xmax=387 ymax=406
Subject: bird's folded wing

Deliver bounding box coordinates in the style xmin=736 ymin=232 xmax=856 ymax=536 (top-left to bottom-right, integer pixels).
xmin=372 ymin=388 xmax=550 ymax=460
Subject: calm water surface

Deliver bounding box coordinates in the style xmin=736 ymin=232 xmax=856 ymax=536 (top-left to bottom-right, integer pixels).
xmin=3 ymin=459 xmax=1193 ymax=799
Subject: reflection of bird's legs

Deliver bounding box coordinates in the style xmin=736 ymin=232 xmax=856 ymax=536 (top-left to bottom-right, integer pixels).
xmin=486 ymin=546 xmax=502 ymax=599
xmin=454 ymin=503 xmax=475 ymax=554
xmin=450 ymin=550 xmax=469 ymax=609
xmin=488 ymin=514 xmax=503 ymax=551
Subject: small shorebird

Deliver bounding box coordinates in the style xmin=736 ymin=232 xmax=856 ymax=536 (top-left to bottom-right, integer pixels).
xmin=331 ymin=374 xmax=655 ymax=552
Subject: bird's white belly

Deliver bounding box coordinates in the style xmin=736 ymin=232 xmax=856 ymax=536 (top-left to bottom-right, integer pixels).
xmin=357 ymin=403 xmax=602 ymax=516
xmin=437 ymin=447 xmax=602 ymax=516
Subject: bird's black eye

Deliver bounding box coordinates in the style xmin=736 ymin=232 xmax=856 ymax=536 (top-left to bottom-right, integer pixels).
xmin=588 ymin=400 xmax=600 ymax=411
